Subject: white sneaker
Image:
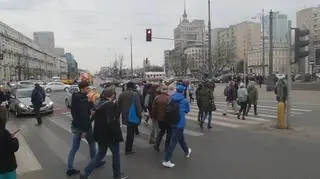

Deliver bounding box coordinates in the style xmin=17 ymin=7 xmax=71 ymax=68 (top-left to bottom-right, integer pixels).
xmin=162 ymin=161 xmax=175 ymax=168
xmin=186 ymin=148 xmax=192 ymax=158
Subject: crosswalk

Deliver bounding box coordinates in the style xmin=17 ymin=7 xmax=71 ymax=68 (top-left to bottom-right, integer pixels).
xmin=186 ymin=100 xmax=312 ymax=129
xmin=5 ymin=111 xmax=206 ymax=176
xmin=5 ymin=101 xmax=312 ymax=176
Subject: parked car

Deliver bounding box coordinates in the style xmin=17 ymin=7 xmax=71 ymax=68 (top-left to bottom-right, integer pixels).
xmin=64 ymin=85 xmax=79 ymax=108
xmin=8 ymin=88 xmax=54 ymax=117
xmin=44 ymin=82 xmax=70 ymax=93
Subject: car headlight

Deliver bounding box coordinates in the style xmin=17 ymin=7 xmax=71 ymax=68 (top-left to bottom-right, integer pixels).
xmin=48 ymin=101 xmax=54 ymax=106
xmin=18 ymin=103 xmax=27 ymax=109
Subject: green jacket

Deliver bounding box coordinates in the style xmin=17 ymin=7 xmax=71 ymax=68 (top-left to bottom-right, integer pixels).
xmin=197 ymin=87 xmax=214 ymax=112
xmin=247 ymin=86 xmax=258 ymax=105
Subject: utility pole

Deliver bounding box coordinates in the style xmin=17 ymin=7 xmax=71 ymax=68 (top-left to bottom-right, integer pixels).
xmin=266 ymin=10 xmax=274 ymax=91
xmin=130 ymin=34 xmax=133 ymax=79
xmin=262 ymin=9 xmax=265 ymax=77
xmin=286 ymin=20 xmax=292 ymax=129
xmin=207 ymin=0 xmax=213 ymax=78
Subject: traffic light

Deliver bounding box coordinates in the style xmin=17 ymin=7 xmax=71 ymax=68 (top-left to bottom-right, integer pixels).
xmin=316 ymin=49 xmax=320 ymax=65
xmin=146 ymin=29 xmax=152 ymax=42
xmin=294 ymin=28 xmax=310 ymax=63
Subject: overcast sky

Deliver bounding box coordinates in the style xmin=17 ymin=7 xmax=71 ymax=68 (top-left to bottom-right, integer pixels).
xmin=0 ymin=0 xmax=319 ymax=72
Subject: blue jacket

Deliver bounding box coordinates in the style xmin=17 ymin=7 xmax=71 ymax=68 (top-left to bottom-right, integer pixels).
xmin=171 ymin=92 xmax=189 ymax=128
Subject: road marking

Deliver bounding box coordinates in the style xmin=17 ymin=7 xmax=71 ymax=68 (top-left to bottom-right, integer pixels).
xmin=38 ymin=123 xmax=87 ymax=163
xmin=213 ymin=102 xmax=312 ymax=112
xmin=6 ymin=121 xmax=43 ymax=175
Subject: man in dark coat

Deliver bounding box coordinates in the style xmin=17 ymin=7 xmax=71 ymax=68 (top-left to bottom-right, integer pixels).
xmin=66 ymin=81 xmax=97 ymax=176
xmin=80 ymin=88 xmax=127 ymax=179
xmin=118 ymin=82 xmax=143 ymax=155
xmin=197 ymin=81 xmax=214 ymax=129
xmin=223 ymin=80 xmax=237 ymax=115
xmin=31 ymin=83 xmax=45 ymax=126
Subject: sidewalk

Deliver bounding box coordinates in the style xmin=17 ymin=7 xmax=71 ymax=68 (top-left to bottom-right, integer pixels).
xmin=214 ymin=84 xmax=320 ymax=105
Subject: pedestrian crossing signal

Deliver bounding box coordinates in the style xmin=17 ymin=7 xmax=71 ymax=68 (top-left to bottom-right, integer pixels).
xmin=146 ymin=29 xmax=152 ymax=42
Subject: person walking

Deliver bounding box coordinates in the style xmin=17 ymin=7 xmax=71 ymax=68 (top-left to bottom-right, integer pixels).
xmin=152 ymin=85 xmax=171 ymax=152
xmin=237 ymin=83 xmax=248 ymax=120
xmin=66 ymin=81 xmax=97 ymax=176
xmin=197 ymin=81 xmax=214 ymax=129
xmin=144 ymin=84 xmax=159 ymax=144
xmin=162 ymin=84 xmax=192 ymax=168
xmin=223 ymin=81 xmax=237 ymax=116
xmin=80 ymin=88 xmax=127 ymax=179
xmin=195 ymin=83 xmax=203 ymax=123
xmin=118 ymin=82 xmax=143 ymax=155
xmin=0 ymin=107 xmax=19 ymax=179
xmin=188 ymin=84 xmax=194 ymax=103
xmin=246 ymin=82 xmax=258 ymax=116
xmin=31 ymin=83 xmax=45 ymax=126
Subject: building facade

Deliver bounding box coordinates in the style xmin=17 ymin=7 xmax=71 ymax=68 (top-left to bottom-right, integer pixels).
xmin=184 ymin=45 xmax=208 ymax=78
xmin=0 ymin=21 xmax=58 ymax=81
xmin=248 ymin=41 xmax=290 ymax=74
xmin=297 ymin=6 xmax=320 ymax=73
xmin=33 ymin=31 xmax=55 ymax=54
xmin=263 ymin=11 xmax=289 ymax=42
xmin=65 ymin=52 xmax=78 ymax=78
xmin=58 ymin=57 xmax=68 ymax=78
xmin=216 ymin=21 xmax=261 ymax=64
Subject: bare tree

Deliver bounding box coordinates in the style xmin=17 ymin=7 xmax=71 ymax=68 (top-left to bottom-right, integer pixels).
xmin=211 ymin=43 xmax=235 ymax=75
xmin=112 ymin=58 xmax=119 ymax=78
xmin=118 ymin=54 xmax=125 ymax=79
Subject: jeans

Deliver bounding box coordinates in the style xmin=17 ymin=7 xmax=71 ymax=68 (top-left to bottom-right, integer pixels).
xmin=0 ymin=171 xmax=16 ymax=179
xmin=34 ymin=107 xmax=42 ymax=125
xmin=155 ymin=121 xmax=172 ymax=152
xmin=67 ymin=129 xmax=96 ymax=170
xmin=224 ymin=100 xmax=237 ymax=114
xmin=164 ymin=127 xmax=188 ymax=162
xmin=84 ymin=143 xmax=121 ymax=178
xmin=149 ymin=118 xmax=159 ymax=143
xmin=246 ymin=103 xmax=257 ymax=115
xmin=200 ymin=111 xmax=212 ymax=127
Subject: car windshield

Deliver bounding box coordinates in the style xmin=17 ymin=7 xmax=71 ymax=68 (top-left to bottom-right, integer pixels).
xmin=16 ymin=90 xmax=33 ymax=98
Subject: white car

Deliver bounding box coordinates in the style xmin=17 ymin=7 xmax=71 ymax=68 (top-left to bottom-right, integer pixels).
xmin=45 ymin=82 xmax=70 ymax=93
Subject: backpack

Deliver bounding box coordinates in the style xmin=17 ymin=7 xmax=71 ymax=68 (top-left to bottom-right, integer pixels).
xmin=165 ymin=100 xmax=181 ymax=125
xmin=224 ymin=86 xmax=229 ymax=96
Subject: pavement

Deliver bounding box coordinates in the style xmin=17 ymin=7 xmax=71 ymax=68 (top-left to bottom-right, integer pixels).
xmin=5 ymin=82 xmax=320 ymax=179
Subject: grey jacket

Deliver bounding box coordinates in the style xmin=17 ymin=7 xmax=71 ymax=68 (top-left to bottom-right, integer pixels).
xmin=118 ymin=89 xmax=143 ymax=125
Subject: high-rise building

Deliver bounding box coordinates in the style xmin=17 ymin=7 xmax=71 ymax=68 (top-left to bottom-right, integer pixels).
xmin=297 ymin=6 xmax=320 ymax=73
xmin=33 ymin=31 xmax=55 ymax=54
xmin=216 ymin=21 xmax=261 ymax=63
xmin=263 ymin=11 xmax=289 ymax=42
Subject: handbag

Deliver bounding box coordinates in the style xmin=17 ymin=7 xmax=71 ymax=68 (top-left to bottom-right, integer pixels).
xmin=128 ymin=94 xmax=141 ymax=125
xmin=211 ymin=102 xmax=217 ymax=111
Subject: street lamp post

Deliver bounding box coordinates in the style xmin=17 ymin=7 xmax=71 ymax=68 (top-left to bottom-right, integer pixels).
xmin=207 ymin=0 xmax=213 ymax=78
xmin=125 ymin=35 xmax=134 ymax=79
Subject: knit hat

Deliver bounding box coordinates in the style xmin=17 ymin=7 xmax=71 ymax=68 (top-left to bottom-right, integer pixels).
xmin=102 ymin=87 xmax=115 ymax=98
xmin=126 ymin=82 xmax=134 ymax=89
xmin=176 ymin=84 xmax=185 ymax=93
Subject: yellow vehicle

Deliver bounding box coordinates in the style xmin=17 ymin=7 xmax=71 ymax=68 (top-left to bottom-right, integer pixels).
xmin=62 ymin=79 xmax=74 ymax=85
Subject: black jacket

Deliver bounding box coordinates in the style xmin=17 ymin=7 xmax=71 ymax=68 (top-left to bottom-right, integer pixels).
xmin=93 ymin=100 xmax=123 ymax=144
xmin=0 ymin=91 xmax=10 ymax=105
xmin=71 ymin=92 xmax=94 ymax=132
xmin=0 ymin=129 xmax=19 ymax=173
xmin=31 ymin=86 xmax=45 ymax=107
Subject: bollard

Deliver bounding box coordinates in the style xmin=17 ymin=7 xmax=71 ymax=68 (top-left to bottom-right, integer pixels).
xmin=277 ymin=102 xmax=285 ymax=129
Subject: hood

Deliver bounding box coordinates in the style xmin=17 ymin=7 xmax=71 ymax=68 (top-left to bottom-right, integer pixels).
xmin=239 ymin=83 xmax=245 ymax=88
xmin=176 ymin=84 xmax=185 ymax=92
xmin=171 ymin=92 xmax=185 ymax=102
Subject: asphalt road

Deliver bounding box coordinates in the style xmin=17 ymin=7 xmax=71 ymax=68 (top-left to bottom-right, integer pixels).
xmin=5 ymin=82 xmax=320 ymax=179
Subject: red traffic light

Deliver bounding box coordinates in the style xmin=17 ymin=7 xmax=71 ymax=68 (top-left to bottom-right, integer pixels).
xmin=146 ymin=29 xmax=152 ymax=42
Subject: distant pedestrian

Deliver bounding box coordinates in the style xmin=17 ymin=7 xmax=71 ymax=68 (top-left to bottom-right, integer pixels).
xmin=80 ymin=88 xmax=128 ymax=179
xmin=195 ymin=83 xmax=203 ymax=123
xmin=0 ymin=107 xmax=19 ymax=179
xmin=162 ymin=84 xmax=191 ymax=168
xmin=66 ymin=81 xmax=97 ymax=176
xmin=223 ymin=81 xmax=237 ymax=115
xmin=188 ymin=84 xmax=194 ymax=103
xmin=237 ymin=83 xmax=248 ymax=120
xmin=197 ymin=81 xmax=214 ymax=129
xmin=31 ymin=83 xmax=45 ymax=126
xmin=246 ymin=82 xmax=258 ymax=116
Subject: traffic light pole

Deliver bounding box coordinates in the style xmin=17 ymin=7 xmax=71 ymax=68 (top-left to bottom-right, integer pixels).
xmin=286 ymin=20 xmax=292 ymax=129
xmin=207 ymin=0 xmax=213 ymax=78
xmin=130 ymin=34 xmax=133 ymax=79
